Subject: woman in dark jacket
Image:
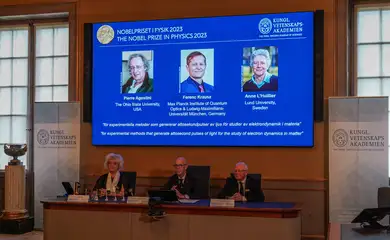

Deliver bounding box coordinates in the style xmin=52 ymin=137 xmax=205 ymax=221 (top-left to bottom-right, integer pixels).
xmin=93 ymin=153 xmax=134 ymax=197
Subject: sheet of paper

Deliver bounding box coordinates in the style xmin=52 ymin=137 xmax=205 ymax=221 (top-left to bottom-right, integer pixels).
xmin=179 ymin=199 xmax=199 ymax=204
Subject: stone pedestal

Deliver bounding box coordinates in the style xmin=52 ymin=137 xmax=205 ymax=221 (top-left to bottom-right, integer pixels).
xmin=0 ymin=164 xmax=33 ymax=234
xmin=2 ymin=165 xmax=28 ymax=219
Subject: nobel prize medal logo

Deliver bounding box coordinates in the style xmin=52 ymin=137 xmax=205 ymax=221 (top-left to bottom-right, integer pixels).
xmin=332 ymin=129 xmax=348 ymax=147
xmin=258 ymin=18 xmax=273 ymax=35
xmin=97 ymin=25 xmax=115 ymax=44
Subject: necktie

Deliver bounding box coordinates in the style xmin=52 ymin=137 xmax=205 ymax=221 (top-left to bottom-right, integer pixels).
xmin=199 ymin=85 xmax=205 ymax=93
xmin=178 ymin=179 xmax=183 ymax=188
xmin=239 ymin=182 xmax=245 ymax=196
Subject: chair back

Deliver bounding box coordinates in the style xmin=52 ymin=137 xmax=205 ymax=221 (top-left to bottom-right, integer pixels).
xmin=247 ymin=173 xmax=261 ymax=181
xmin=378 ymin=187 xmax=390 ymax=208
xmin=247 ymin=173 xmax=262 ymax=187
xmin=187 ymin=165 xmax=211 ymax=198
xmin=121 ymin=171 xmax=137 ymax=193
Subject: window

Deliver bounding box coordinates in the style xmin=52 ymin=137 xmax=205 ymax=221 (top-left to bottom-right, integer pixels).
xmin=0 ymin=22 xmax=69 ymax=169
xmin=35 ymin=25 xmax=69 ymax=102
xmin=356 ymin=7 xmax=390 ymax=176
xmin=0 ymin=27 xmax=29 ymax=168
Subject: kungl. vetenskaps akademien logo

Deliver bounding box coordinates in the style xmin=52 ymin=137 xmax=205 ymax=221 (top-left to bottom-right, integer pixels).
xmin=332 ymin=129 xmax=348 ymax=147
xmin=37 ymin=129 xmax=50 ymax=145
xmin=258 ymin=18 xmax=273 ymax=35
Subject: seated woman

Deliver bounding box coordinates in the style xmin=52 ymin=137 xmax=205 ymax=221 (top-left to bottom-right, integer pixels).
xmin=93 ymin=153 xmax=134 ymax=197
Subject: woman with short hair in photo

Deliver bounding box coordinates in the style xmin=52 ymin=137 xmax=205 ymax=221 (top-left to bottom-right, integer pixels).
xmin=243 ymin=48 xmax=278 ymax=92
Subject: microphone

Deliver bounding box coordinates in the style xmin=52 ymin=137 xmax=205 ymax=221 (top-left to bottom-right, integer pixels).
xmin=148 ymin=197 xmax=165 ymax=218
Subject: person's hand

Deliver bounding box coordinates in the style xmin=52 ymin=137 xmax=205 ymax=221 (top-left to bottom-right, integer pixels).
xmin=91 ymin=190 xmax=98 ymax=198
xmin=174 ymin=189 xmax=186 ymax=199
xmin=108 ymin=191 xmax=117 ymax=197
xmin=98 ymin=189 xmax=106 ymax=197
xmin=232 ymin=192 xmax=243 ymax=201
xmin=171 ymin=185 xmax=177 ymax=191
xmin=114 ymin=192 xmax=123 ymax=198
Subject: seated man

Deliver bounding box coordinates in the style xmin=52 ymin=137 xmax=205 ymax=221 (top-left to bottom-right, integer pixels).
xmin=163 ymin=157 xmax=198 ymax=199
xmin=218 ymin=162 xmax=265 ymax=202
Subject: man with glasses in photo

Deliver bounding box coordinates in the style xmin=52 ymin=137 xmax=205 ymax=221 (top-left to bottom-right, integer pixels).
xmin=121 ymin=53 xmax=153 ymax=93
xmin=218 ymin=162 xmax=265 ymax=202
xmin=163 ymin=157 xmax=198 ymax=199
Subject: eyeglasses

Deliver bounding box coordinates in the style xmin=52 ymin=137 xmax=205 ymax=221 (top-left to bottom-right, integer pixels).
xmin=234 ymin=169 xmax=247 ymax=173
xmin=129 ymin=65 xmax=144 ymax=71
xmin=173 ymin=164 xmax=187 ymax=167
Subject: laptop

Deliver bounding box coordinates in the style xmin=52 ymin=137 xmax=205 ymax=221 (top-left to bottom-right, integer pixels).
xmin=62 ymin=182 xmax=74 ymax=195
xmin=351 ymin=207 xmax=390 ymax=230
xmin=148 ymin=190 xmax=178 ymax=202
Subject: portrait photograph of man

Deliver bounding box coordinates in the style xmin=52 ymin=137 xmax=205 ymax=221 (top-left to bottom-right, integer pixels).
xmin=180 ymin=49 xmax=214 ymax=93
xmin=241 ymin=47 xmax=278 ymax=92
xmin=121 ymin=50 xmax=154 ymax=94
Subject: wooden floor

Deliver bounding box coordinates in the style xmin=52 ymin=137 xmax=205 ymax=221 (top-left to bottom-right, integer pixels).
xmin=0 ymin=231 xmax=43 ymax=240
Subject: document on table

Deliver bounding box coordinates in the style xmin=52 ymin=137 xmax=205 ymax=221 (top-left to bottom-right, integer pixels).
xmin=179 ymin=199 xmax=199 ymax=204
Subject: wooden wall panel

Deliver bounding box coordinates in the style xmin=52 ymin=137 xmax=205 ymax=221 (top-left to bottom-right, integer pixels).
xmin=0 ymin=174 xmax=4 ymax=213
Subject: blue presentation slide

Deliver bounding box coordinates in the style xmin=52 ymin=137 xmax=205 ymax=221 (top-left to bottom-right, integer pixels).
xmin=92 ymin=12 xmax=314 ymax=147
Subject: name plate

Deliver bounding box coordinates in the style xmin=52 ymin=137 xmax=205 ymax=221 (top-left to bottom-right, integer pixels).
xmin=210 ymin=199 xmax=235 ymax=208
xmin=127 ymin=196 xmax=149 ymax=205
xmin=67 ymin=195 xmax=89 ymax=203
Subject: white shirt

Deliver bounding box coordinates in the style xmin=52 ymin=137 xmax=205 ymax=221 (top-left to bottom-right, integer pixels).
xmin=177 ymin=174 xmax=189 ymax=199
xmin=238 ymin=177 xmax=247 ymax=201
xmin=127 ymin=81 xmax=142 ymax=93
xmin=178 ymin=173 xmax=186 ymax=182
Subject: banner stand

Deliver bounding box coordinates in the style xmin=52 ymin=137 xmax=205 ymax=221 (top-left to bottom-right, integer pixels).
xmin=328 ymin=96 xmax=388 ymax=224
xmin=33 ymin=102 xmax=80 ymax=229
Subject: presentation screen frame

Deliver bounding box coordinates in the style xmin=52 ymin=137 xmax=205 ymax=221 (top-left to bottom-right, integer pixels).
xmin=84 ymin=10 xmax=324 ymax=148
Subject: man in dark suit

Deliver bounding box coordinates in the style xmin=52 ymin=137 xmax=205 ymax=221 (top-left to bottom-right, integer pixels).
xmin=218 ymin=162 xmax=265 ymax=202
xmin=180 ymin=51 xmax=214 ymax=93
xmin=163 ymin=157 xmax=198 ymax=199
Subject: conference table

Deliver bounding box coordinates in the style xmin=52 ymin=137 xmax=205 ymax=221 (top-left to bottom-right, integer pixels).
xmin=41 ymin=198 xmax=302 ymax=240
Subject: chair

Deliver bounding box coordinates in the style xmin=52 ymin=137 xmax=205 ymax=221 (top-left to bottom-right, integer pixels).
xmin=378 ymin=186 xmax=390 ymax=225
xmin=248 ymin=173 xmax=264 ymax=199
xmin=121 ymin=171 xmax=137 ymax=195
xmin=247 ymin=173 xmax=261 ymax=182
xmin=378 ymin=187 xmax=390 ymax=208
xmin=247 ymin=173 xmax=263 ymax=189
xmin=187 ymin=165 xmax=211 ymax=199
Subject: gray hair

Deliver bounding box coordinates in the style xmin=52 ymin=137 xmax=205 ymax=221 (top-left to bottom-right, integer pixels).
xmin=235 ymin=161 xmax=248 ymax=171
xmin=250 ymin=49 xmax=271 ymax=69
xmin=104 ymin=153 xmax=124 ymax=170
xmin=128 ymin=53 xmax=150 ymax=71
xmin=176 ymin=156 xmax=187 ymax=164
